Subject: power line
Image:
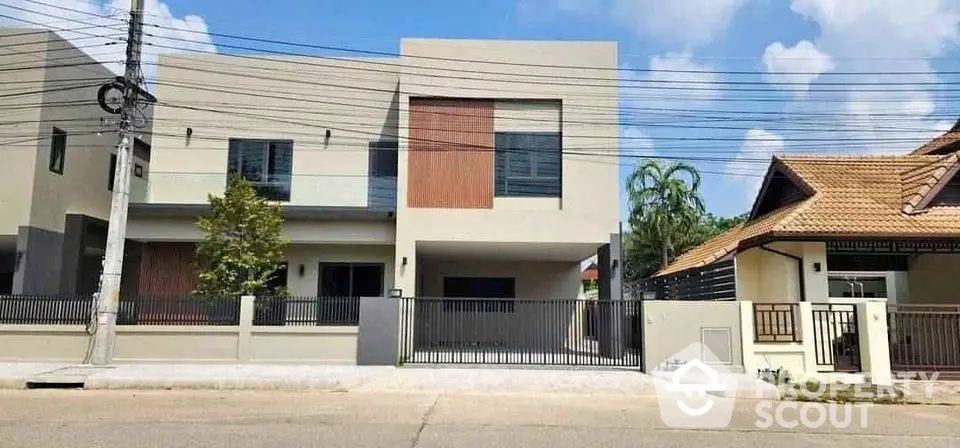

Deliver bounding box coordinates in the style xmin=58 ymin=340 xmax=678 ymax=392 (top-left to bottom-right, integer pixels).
xmin=0 ymin=23 xmax=124 ymax=40
xmin=12 ymin=1 xmax=960 ymax=87
xmin=2 ymin=9 xmax=960 ymax=105
xmin=137 ymin=53 xmax=960 ymax=107
xmin=136 ymin=38 xmax=960 ymax=94
xmin=147 ymin=79 xmax=954 ymax=135
xmin=21 ymin=0 xmax=960 ymax=78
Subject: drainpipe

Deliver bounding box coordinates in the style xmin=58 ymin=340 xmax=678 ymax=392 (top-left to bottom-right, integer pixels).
xmin=759 ymin=245 xmax=806 ymax=302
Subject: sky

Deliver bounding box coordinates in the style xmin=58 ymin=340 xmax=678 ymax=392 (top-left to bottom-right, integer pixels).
xmin=4 ymin=0 xmax=960 ymax=221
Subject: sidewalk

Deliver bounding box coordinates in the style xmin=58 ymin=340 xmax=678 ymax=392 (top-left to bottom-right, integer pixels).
xmin=0 ymin=362 xmax=785 ymax=398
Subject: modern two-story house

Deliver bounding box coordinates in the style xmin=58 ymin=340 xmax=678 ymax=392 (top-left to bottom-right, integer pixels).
xmin=122 ymin=38 xmax=620 ymax=305
xmin=0 ymin=28 xmax=151 ymax=296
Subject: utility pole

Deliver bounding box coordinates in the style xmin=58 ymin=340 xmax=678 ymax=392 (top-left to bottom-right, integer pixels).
xmin=88 ymin=0 xmax=145 ymax=365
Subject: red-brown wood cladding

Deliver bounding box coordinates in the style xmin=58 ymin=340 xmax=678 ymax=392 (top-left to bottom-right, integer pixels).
xmin=138 ymin=242 xmax=198 ymax=296
xmin=408 ymin=98 xmax=494 ymax=209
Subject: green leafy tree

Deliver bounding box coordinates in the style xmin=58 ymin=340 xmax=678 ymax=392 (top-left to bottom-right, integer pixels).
xmin=624 ymin=161 xmax=750 ymax=281
xmin=699 ymin=212 xmax=748 ymax=237
xmin=194 ymin=175 xmax=288 ymax=298
xmin=626 ymin=160 xmax=705 ymax=269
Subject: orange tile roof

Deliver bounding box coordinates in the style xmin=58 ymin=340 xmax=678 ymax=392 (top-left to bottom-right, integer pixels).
xmin=582 ymin=265 xmax=598 ymax=281
xmin=911 ymin=130 xmax=960 ymax=156
xmin=656 ymin=154 xmax=960 ymax=276
xmin=901 ymin=153 xmax=960 ymax=214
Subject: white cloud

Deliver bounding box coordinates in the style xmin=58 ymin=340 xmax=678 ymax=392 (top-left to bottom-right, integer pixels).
xmin=622 ymin=51 xmax=721 ymax=115
xmin=613 ymin=0 xmax=749 ymax=46
xmin=0 ymin=0 xmax=215 ymax=79
xmin=531 ymin=0 xmax=749 ymax=46
xmin=774 ymin=0 xmax=960 ymax=154
xmin=762 ymin=40 xmax=834 ymax=95
xmin=727 ymin=129 xmax=784 ymax=200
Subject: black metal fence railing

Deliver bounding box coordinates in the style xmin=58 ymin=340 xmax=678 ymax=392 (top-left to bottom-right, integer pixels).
xmin=116 ymin=296 xmax=240 ymax=326
xmin=253 ymin=296 xmax=360 ymax=326
xmin=398 ymin=297 xmax=642 ymax=367
xmin=0 ymin=295 xmax=94 ymax=325
xmin=888 ymin=304 xmax=960 ymax=374
xmin=811 ymin=304 xmax=861 ymax=372
xmin=753 ymin=303 xmax=801 ymax=343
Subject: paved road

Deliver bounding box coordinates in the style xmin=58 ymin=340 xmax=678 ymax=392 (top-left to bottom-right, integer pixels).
xmin=1 ymin=390 xmax=958 ymax=447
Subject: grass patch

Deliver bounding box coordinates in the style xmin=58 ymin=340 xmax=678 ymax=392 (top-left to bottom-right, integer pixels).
xmin=785 ymin=380 xmax=905 ymax=404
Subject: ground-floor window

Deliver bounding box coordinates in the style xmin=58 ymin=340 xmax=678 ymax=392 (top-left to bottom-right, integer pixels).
xmin=318 ymin=263 xmax=383 ymax=297
xmin=442 ymin=277 xmax=516 ymax=313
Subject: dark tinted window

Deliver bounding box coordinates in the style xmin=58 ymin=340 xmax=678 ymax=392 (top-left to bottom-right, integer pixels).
xmin=495 ymin=132 xmax=561 ymax=197
xmin=227 ymin=139 xmax=293 ymax=201
xmin=108 ymin=153 xmax=117 ymax=191
xmin=369 ymin=141 xmax=398 ymax=177
xmin=443 ymin=277 xmax=516 ymax=313
xmin=49 ymin=127 xmax=66 ymax=174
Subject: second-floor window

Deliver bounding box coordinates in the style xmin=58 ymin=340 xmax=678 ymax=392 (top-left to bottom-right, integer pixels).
xmin=227 ymin=139 xmax=293 ymax=202
xmin=494 ymin=132 xmax=561 ymax=197
xmin=49 ymin=127 xmax=66 ymax=174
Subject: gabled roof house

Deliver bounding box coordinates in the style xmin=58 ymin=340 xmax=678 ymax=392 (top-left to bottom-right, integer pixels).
xmin=649 ymin=122 xmax=960 ymax=305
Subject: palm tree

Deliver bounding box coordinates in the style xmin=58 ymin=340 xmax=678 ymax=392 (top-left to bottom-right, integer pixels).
xmin=627 ymin=160 xmax=705 ymax=269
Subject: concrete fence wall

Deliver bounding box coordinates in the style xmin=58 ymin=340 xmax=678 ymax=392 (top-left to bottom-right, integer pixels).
xmin=0 ymin=296 xmax=359 ymax=364
xmin=642 ymin=300 xmax=744 ymax=372
xmin=740 ymin=300 xmax=892 ymax=385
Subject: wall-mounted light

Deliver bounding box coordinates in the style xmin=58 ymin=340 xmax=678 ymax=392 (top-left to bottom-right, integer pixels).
xmin=388 ymin=288 xmax=403 ymax=298
xmin=186 ymin=127 xmax=193 ymax=137
xmin=325 ymin=129 xmax=331 ymax=139
xmin=298 ymin=264 xmax=305 ymax=277
xmin=402 ymin=256 xmax=408 ymax=266
xmin=813 ymin=262 xmax=822 ymax=273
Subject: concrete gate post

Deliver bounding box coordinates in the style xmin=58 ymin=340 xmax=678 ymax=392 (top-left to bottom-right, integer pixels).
xmin=597 ymin=233 xmax=625 ymax=359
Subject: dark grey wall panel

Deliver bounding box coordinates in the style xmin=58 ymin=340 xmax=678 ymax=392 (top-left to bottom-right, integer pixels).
xmin=13 ymin=226 xmax=64 ymax=295
xmin=356 ymin=296 xmax=399 ymax=366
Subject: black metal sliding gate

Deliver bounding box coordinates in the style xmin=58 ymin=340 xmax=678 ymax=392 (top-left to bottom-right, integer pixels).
xmin=398 ymin=297 xmax=642 ymax=367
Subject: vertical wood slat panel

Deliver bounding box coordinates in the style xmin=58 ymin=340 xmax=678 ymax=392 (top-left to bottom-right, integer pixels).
xmin=408 ymin=99 xmax=494 ymax=208
xmin=138 ymin=242 xmax=197 ymax=296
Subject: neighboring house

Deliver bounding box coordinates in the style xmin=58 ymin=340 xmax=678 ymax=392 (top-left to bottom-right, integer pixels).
xmin=122 ymin=38 xmax=620 ymax=303
xmin=649 ymin=120 xmax=960 ymax=305
xmin=0 ymin=28 xmax=151 ymax=295
xmin=581 ymin=262 xmax=598 ymax=290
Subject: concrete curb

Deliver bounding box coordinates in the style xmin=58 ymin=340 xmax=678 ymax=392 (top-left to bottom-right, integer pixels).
xmin=82 ymin=377 xmax=356 ymax=391
xmin=0 ymin=377 xmax=26 ymax=389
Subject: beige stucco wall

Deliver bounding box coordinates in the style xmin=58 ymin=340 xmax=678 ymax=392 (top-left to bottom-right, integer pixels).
xmin=418 ymin=258 xmax=581 ymax=299
xmin=146 ymin=54 xmax=399 ymax=206
xmin=127 ymin=217 xmax=395 ymax=245
xmin=0 ymin=315 xmax=359 ymax=365
xmin=112 ymin=326 xmax=241 ymax=362
xmin=394 ymin=39 xmax=620 ymax=294
xmin=0 ymin=28 xmax=150 ymax=235
xmin=0 ymin=30 xmax=47 ymax=235
xmin=286 ymin=244 xmax=395 ymax=296
xmin=493 ymin=100 xmax=561 ymax=133
xmin=906 ymin=254 xmax=960 ymax=304
xmin=0 ymin=325 xmax=89 ymax=362
xmin=249 ymin=327 xmax=357 ymax=364
xmin=643 ymin=301 xmax=744 ymax=371
xmin=736 ymin=242 xmax=827 ymax=303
